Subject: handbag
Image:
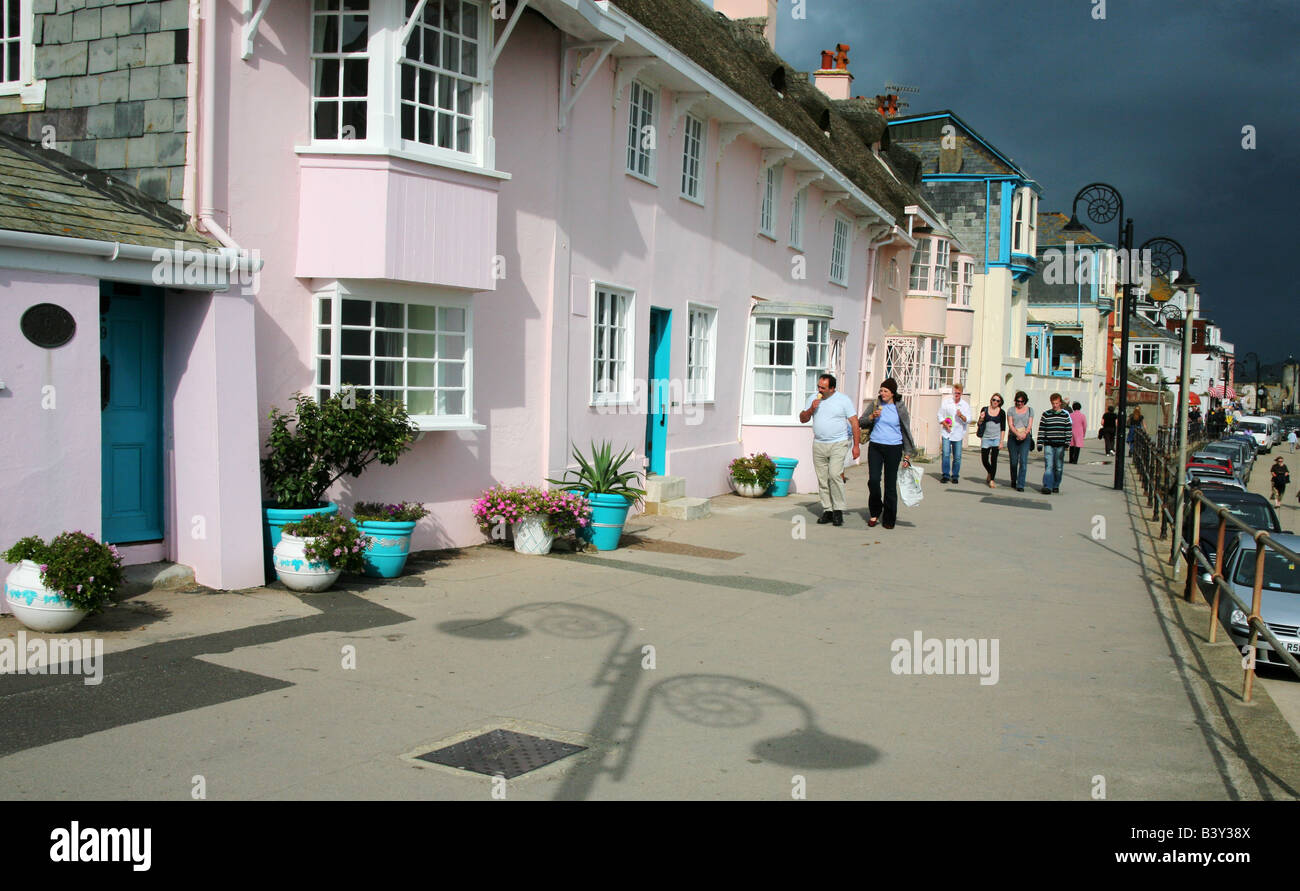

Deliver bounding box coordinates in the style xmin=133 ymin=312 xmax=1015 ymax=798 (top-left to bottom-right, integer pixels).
xmin=899 ymin=464 xmax=924 ymax=507
xmin=1097 ymin=427 xmax=1104 ymax=440
xmin=976 ymin=412 xmax=988 ymax=439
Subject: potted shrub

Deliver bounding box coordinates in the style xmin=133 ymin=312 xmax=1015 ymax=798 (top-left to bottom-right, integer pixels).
xmin=261 ymin=389 xmax=416 ymax=582
xmin=729 ymin=453 xmax=778 ymax=497
xmin=352 ymin=501 xmax=429 ymax=578
xmin=2 ymin=532 xmax=124 ymax=632
xmin=471 ymin=485 xmax=592 ymax=556
xmin=273 ymin=513 xmax=371 ymax=592
xmin=547 ymin=442 xmax=646 ymax=552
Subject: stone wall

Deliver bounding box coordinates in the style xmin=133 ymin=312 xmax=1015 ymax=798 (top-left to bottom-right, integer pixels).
xmin=0 ymin=0 xmax=189 ymax=208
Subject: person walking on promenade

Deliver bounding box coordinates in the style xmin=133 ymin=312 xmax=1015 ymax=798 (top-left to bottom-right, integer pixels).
xmin=1101 ymin=404 xmax=1118 ymax=455
xmin=937 ymin=382 xmax=971 ymax=484
xmin=1127 ymin=407 xmax=1144 ymax=448
xmin=1271 ymin=456 xmax=1290 ymax=509
xmin=1289 ymin=429 xmax=1297 ymax=453
xmin=1068 ymin=401 xmax=1087 ymax=464
xmin=798 ymin=373 xmax=860 ymax=527
xmin=977 ymin=393 xmax=1006 ymax=487
xmin=1038 ymin=393 xmax=1074 ymax=494
xmin=1007 ymin=391 xmax=1035 ymax=492
xmin=858 ymin=378 xmax=916 ymax=530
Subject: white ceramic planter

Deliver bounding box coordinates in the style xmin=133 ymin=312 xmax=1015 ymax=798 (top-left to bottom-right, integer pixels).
xmin=273 ymin=533 xmax=342 ymax=592
xmin=4 ymin=560 xmax=89 ymax=633
xmin=730 ymin=477 xmax=769 ymax=498
xmin=512 ymin=515 xmax=554 ymax=556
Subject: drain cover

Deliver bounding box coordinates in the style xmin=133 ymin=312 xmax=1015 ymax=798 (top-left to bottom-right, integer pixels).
xmin=416 ymin=729 xmax=586 ymax=778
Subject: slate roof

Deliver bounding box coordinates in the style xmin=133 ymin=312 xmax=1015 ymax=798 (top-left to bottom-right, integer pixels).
xmin=1130 ymin=312 xmax=1180 ymax=342
xmin=1037 ymin=211 xmax=1109 ymax=249
xmin=0 ymin=132 xmax=217 ymax=252
xmin=610 ymin=0 xmax=935 ymax=222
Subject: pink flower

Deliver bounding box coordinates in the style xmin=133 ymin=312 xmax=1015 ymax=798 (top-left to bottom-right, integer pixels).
xmin=76 ymin=585 xmax=82 ymax=593
xmin=39 ymin=564 xmax=48 ymax=572
xmin=333 ymin=548 xmax=342 ymax=556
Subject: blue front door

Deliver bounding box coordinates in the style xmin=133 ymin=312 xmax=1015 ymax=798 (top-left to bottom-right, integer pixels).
xmin=100 ymin=282 xmax=164 ymax=543
xmin=645 ymin=307 xmax=672 ymax=475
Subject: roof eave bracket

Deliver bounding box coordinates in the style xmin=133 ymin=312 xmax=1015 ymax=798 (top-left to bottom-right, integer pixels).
xmin=559 ymin=38 xmax=617 ymax=131
xmin=488 ymin=0 xmax=531 ymax=70
xmin=241 ymin=0 xmax=273 ymax=61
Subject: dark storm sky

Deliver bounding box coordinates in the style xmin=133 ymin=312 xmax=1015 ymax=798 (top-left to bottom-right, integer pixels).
xmin=713 ymin=0 xmax=1299 ymax=365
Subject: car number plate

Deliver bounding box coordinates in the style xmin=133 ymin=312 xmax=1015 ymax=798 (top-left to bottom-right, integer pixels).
xmin=1285 ymin=642 xmax=1300 ymax=655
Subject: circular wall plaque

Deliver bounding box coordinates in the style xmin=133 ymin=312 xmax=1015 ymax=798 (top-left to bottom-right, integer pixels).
xmin=20 ymin=303 xmax=76 ymax=348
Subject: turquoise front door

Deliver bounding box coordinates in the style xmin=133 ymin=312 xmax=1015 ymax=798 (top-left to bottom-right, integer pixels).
xmin=645 ymin=307 xmax=671 ymax=475
xmin=100 ymin=282 xmax=164 ymax=543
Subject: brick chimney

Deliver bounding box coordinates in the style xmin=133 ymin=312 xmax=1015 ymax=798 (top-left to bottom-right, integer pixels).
xmin=814 ymin=44 xmax=853 ymax=101
xmin=714 ymin=0 xmax=778 ymax=48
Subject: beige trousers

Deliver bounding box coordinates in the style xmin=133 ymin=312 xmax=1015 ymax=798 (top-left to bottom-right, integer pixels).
xmin=813 ymin=439 xmax=851 ymax=511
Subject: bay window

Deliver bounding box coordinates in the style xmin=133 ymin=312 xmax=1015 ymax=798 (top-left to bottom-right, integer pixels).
xmin=932 ymin=239 xmax=950 ymax=294
xmin=309 ymin=0 xmax=493 ymax=168
xmin=314 ymin=282 xmax=474 ymax=429
xmin=908 ymin=237 xmax=930 ymax=291
xmin=746 ymin=314 xmax=832 ymax=421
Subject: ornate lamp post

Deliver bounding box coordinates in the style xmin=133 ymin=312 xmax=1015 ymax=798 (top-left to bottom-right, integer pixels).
xmin=1064 ymin=183 xmax=1131 ymax=489
xmin=1149 ymin=242 xmax=1197 ymax=569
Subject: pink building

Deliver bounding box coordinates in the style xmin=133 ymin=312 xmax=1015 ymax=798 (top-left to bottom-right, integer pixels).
xmin=1 ymin=0 xmax=950 ymax=590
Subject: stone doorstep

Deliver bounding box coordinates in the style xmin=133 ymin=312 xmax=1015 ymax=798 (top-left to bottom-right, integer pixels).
xmin=121 ymin=560 xmax=195 ymax=596
xmin=643 ymin=475 xmax=685 ymax=504
xmin=658 ymin=496 xmax=711 ymax=521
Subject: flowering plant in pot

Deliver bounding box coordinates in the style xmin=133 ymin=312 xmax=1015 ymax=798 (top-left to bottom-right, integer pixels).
xmin=546 ymin=442 xmax=646 ymax=551
xmin=352 ymin=502 xmax=430 ymax=578
xmin=471 ymin=485 xmax=592 ymax=555
xmin=273 ymin=513 xmax=371 ymax=592
xmin=728 ymin=453 xmax=777 ymax=497
xmin=3 ymin=532 xmax=125 ymax=632
xmin=260 ymin=389 xmax=416 ymax=581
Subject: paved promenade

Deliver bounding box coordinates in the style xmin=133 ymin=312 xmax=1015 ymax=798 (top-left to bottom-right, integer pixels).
xmin=2 ymin=440 xmax=1298 ymax=800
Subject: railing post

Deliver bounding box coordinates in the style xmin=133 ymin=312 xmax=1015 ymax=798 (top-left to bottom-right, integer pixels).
xmin=1182 ymin=494 xmax=1201 ymax=599
xmin=1243 ymin=538 xmax=1267 ymax=704
xmin=1208 ymin=512 xmax=1227 ymax=644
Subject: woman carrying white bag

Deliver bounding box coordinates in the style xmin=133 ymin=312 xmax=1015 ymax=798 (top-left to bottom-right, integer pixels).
xmin=858 ymin=377 xmax=918 ymax=529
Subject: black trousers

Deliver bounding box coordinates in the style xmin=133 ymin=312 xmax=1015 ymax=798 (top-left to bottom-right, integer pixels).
xmin=1068 ymin=446 xmax=1080 ymax=464
xmin=1103 ymin=430 xmax=1115 ymax=453
xmin=981 ymin=446 xmax=999 ymax=478
xmin=868 ymin=441 xmax=903 ymax=525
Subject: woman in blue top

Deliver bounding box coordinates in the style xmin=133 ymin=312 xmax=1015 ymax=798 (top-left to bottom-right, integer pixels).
xmin=857 ymin=377 xmax=917 ymax=529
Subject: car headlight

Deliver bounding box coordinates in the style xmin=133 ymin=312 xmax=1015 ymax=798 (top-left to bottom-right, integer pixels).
xmin=1230 ymin=609 xmax=1248 ymax=628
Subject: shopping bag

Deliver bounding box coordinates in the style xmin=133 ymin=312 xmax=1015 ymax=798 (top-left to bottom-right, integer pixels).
xmin=899 ymin=464 xmax=925 ymax=507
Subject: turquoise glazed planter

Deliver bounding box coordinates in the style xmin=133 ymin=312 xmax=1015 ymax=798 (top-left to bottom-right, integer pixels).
xmin=584 ymin=493 xmax=633 ymax=551
xmin=357 ymin=519 xmax=417 ymax=578
xmin=770 ymin=456 xmax=799 ymax=497
xmin=263 ymin=502 xmax=338 ymax=583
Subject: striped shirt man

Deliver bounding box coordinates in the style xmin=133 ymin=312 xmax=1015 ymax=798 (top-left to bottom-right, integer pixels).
xmin=1038 ymin=405 xmax=1074 ymax=446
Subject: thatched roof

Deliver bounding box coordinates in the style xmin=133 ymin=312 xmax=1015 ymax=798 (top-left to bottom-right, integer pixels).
xmin=610 ymin=0 xmax=932 ymax=222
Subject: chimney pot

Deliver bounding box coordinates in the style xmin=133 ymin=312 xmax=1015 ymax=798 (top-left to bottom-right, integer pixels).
xmin=820 ymin=49 xmax=834 ymax=69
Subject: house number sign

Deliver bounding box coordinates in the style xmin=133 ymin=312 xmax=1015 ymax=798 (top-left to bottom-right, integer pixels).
xmin=20 ymin=303 xmax=76 ymax=348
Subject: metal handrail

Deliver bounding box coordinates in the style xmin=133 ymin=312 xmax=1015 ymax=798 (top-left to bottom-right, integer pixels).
xmin=1133 ymin=426 xmax=1300 ymax=701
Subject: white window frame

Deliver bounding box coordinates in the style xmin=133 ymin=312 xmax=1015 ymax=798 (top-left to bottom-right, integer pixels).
xmin=312 ymin=279 xmax=477 ymax=431
xmin=745 ymin=314 xmax=831 ymax=423
xmin=626 ymin=79 xmax=658 ymax=184
xmin=1013 ymin=187 xmax=1037 ymax=254
xmin=0 ymin=0 xmax=39 ymax=98
xmin=591 ymin=284 xmax=635 ymax=405
xmin=908 ymin=237 xmax=931 ymax=291
xmin=679 ymin=112 xmax=705 ymax=203
xmin=1133 ymin=342 xmax=1160 ymax=367
xmin=932 ymin=238 xmax=950 ymax=294
xmin=960 ymin=259 xmax=973 ymax=305
xmin=759 ymin=164 xmax=780 ymax=238
xmin=789 ymin=186 xmax=806 ymax=249
xmin=830 ymin=215 xmax=850 ymax=285
xmin=686 ymin=303 xmax=718 ymax=402
xmin=307 ymin=0 xmax=495 ymax=170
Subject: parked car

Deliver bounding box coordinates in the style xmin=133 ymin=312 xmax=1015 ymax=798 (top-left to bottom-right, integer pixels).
xmin=1183 ymin=489 xmax=1281 ymax=598
xmin=1190 ymin=451 xmax=1235 ymax=475
xmin=1213 ymin=531 xmax=1300 ymax=668
xmin=1185 ymin=461 xmax=1245 ymax=489
xmin=1222 ymin=431 xmax=1259 ymax=459
xmin=1197 ymin=442 xmax=1251 ymax=482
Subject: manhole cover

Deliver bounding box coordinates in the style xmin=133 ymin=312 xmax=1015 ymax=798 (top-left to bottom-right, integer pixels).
xmin=416 ymin=729 xmax=586 ymax=778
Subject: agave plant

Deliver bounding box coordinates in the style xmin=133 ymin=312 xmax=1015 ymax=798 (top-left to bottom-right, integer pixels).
xmin=547 ymin=441 xmax=647 ymax=504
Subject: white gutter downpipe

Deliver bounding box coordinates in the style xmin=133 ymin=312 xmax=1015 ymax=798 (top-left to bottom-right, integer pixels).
xmin=183 ymin=0 xmax=201 ymax=218
xmin=198 ymin=0 xmax=239 ymax=249
xmin=859 ymin=225 xmax=904 ymax=407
